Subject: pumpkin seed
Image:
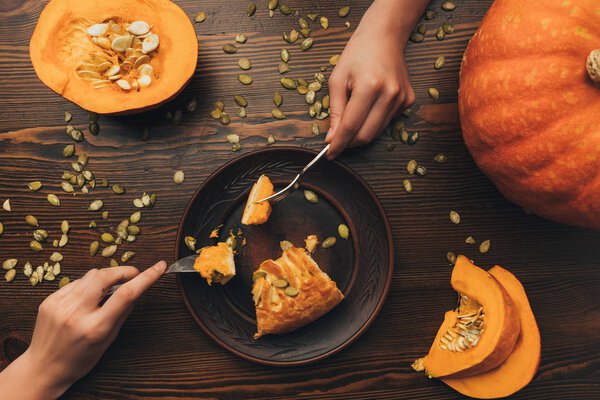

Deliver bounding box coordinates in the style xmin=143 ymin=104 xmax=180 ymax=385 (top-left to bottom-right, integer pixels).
xmin=268 ymin=0 xmax=279 ymax=10
xmin=407 ymin=160 xmax=417 ymax=175
xmin=238 ymin=74 xmax=253 ymax=85
xmin=407 ymin=131 xmax=419 ymax=145
xmin=320 ymin=16 xmax=329 ymax=29
xmin=252 ymin=270 xmax=267 ymax=282
xmin=273 ymin=92 xmax=283 ymax=107
xmin=236 ymin=57 xmax=252 ymax=70
xmin=417 ymin=24 xmax=427 ymax=35
xmin=50 ymin=252 xmax=63 ymax=262
xmin=171 ymin=110 xmax=183 ymax=126
xmin=127 ymin=212 xmax=141 ymax=225
xmin=305 ymin=90 xmax=316 ymax=104
xmin=311 ymin=123 xmax=320 ymax=136
xmin=226 ymin=134 xmax=240 ymax=144
xmin=194 ymin=11 xmax=206 ymax=23
xmin=89 ymin=200 xmax=104 ymax=211
xmin=410 ymin=32 xmax=424 ymax=43
xmin=5 ymin=269 xmax=16 ymax=282
xmin=338 ymin=224 xmax=349 ymax=239
xmin=425 ymin=9 xmax=436 ymax=20
xmin=280 ymin=240 xmax=293 ymax=251
xmin=112 ymin=184 xmax=125 ymax=194
xmin=338 ymin=6 xmax=350 ymax=17
xmin=90 ymin=241 xmax=99 ymax=256
xmin=304 ymin=190 xmax=318 ymax=203
xmin=272 ymin=108 xmax=286 ymax=120
xmin=58 ymin=276 xmax=70 ymax=288
xmin=61 ymin=181 xmax=74 ymax=193
xmin=465 ymin=236 xmax=476 ymax=245
xmin=1 ymin=199 xmax=11 ymax=212
xmin=280 ymin=4 xmax=292 ymax=15
xmin=185 ymin=236 xmax=197 ymax=251
xmin=322 ymin=237 xmax=336 ymax=249
xmin=416 ymin=165 xmax=428 ymax=176
xmin=277 ymin=77 xmax=296 ymax=90
xmin=2 ymin=259 xmax=17 ymax=270
xmin=278 ymin=62 xmax=291 ymax=74
xmin=400 ymin=130 xmax=409 ymax=143
xmin=173 ymin=170 xmax=185 ymax=185
xmin=127 ymin=225 xmax=140 ymax=236
xmin=428 ymin=87 xmax=440 ymax=99
xmin=186 ymin=98 xmax=198 ymax=113
xmin=402 ymin=179 xmax=413 ymax=193
xmin=307 ymin=81 xmax=322 ymax=92
xmin=289 ymin=29 xmax=299 ymax=43
xmin=47 ymin=194 xmax=60 ymax=207
xmin=23 ymin=261 xmax=32 ymax=276
xmin=442 ymin=23 xmax=455 ymax=34
xmin=101 ymin=233 xmax=115 ymax=243
xmin=52 ymin=239 xmax=58 ymax=247
xmin=210 ymin=108 xmax=222 ymax=119
xmin=441 ymin=1 xmax=456 ymax=11
xmin=280 ymin=48 xmax=290 ymax=63
xmin=101 ymin=245 xmax=117 ymax=258
xmin=284 ymin=286 xmax=299 ymax=297
xmin=238 ymin=107 xmax=247 ymax=118
xmin=247 ymin=2 xmax=256 ymax=17
xmin=89 ymin=123 xmax=100 ymax=135
xmin=223 ymin=44 xmax=238 ymax=54
xmin=433 ymin=154 xmax=447 ymax=164
xmin=234 ymin=95 xmax=248 ymax=108
xmin=297 ymin=85 xmax=308 ymax=95
xmin=33 ymin=229 xmax=48 ymax=242
xmin=479 ymin=240 xmax=491 ymax=254
xmin=447 ymin=251 xmax=456 ymax=265
xmin=30 ymin=241 xmax=43 ymax=252
xmin=121 ymin=251 xmax=136 ymax=263
xmin=0 ymin=222 xmax=3 ymax=235
xmin=436 ymin=27 xmax=445 ymax=40
xmin=26 ymin=181 xmax=42 ymax=192
xmin=59 ymin=234 xmax=68 ymax=247
xmin=449 ymin=210 xmax=461 ymax=224
xmin=273 ymin=278 xmax=288 ymax=288
xmin=434 ymin=56 xmax=446 ymax=69
xmin=307 ymin=12 xmax=318 ymax=21
xmin=328 ymin=55 xmax=341 ymax=67
xmin=102 ymin=210 xmax=109 ymax=220
xmin=299 ymin=38 xmax=313 ymax=51
xmin=220 ymin=112 xmax=231 ymax=125
xmin=63 ymin=144 xmax=75 ymax=158
xmin=133 ymin=198 xmax=144 ymax=208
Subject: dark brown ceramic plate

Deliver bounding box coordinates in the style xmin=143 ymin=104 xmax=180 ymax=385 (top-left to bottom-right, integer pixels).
xmin=176 ymin=147 xmax=393 ymax=366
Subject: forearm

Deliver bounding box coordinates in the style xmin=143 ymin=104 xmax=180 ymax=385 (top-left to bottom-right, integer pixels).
xmin=361 ymin=0 xmax=431 ymax=43
xmin=0 ymin=351 xmax=67 ymax=400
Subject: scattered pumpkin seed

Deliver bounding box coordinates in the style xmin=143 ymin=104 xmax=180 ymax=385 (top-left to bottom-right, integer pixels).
xmin=322 ymin=237 xmax=336 ymax=249
xmin=102 ymin=211 xmax=109 ymax=220
xmin=247 ymin=2 xmax=256 ymax=17
xmin=227 ymin=134 xmax=240 ymax=144
xmin=231 ymin=142 xmax=241 ymax=152
xmin=108 ymin=259 xmax=118 ymax=268
xmin=90 ymin=241 xmax=99 ymax=256
xmin=442 ymin=23 xmax=455 ymax=34
xmin=339 ymin=6 xmax=350 ymax=17
xmin=278 ymin=61 xmax=291 ymax=74
xmin=479 ymin=240 xmax=491 ymax=254
xmin=24 ymin=215 xmax=39 ymax=227
xmin=273 ymin=92 xmax=283 ymax=107
xmin=320 ymin=16 xmax=329 ymax=29
xmin=407 ymin=131 xmax=420 ymax=145
xmin=323 ymin=95 xmax=330 ymax=110
xmin=234 ymin=95 xmax=248 ymax=107
xmin=185 ymin=236 xmax=197 ymax=251
xmin=27 ymin=181 xmax=42 ymax=192
xmin=63 ymin=144 xmax=75 ymax=158
xmin=5 ymin=269 xmax=16 ymax=282
xmin=416 ymin=165 xmax=428 ymax=176
xmin=268 ymin=0 xmax=279 ymax=10
xmin=447 ymin=251 xmax=457 ymax=265
xmin=2 ymin=259 xmax=17 ymax=270
xmin=23 ymin=261 xmax=32 ymax=276
xmin=434 ymin=56 xmax=446 ymax=70
xmin=272 ymin=108 xmax=286 ymax=120
xmin=186 ymin=98 xmax=198 ymax=113
xmin=297 ymin=85 xmax=308 ymax=95
xmin=299 ymin=38 xmax=313 ymax=51
xmin=88 ymin=199 xmax=104 ymax=211
xmin=441 ymin=1 xmax=456 ymax=11
xmin=61 ymin=181 xmax=74 ymax=193
xmin=465 ymin=236 xmax=476 ymax=245
xmin=402 ymin=179 xmax=413 ymax=193
xmin=238 ymin=107 xmax=247 ymax=118
xmin=33 ymin=229 xmax=48 ymax=242
xmin=280 ymin=48 xmax=290 ymax=63
xmin=434 ymin=153 xmax=448 ymax=163
xmin=47 ymin=194 xmax=60 ymax=207
xmin=311 ymin=123 xmax=320 ymax=136
xmin=428 ymin=87 xmax=440 ymax=99
xmin=305 ymin=90 xmax=316 ymax=104
xmin=101 ymin=233 xmax=115 ymax=243
xmin=59 ymin=234 xmax=68 ymax=247
xmin=127 ymin=225 xmax=140 ymax=236
xmin=436 ymin=27 xmax=445 ymax=40
xmin=280 ymin=4 xmax=292 ymax=15
xmin=171 ymin=110 xmax=183 ymax=126
xmin=410 ymin=32 xmax=424 ymax=43
xmin=58 ymin=276 xmax=70 ymax=288
xmin=64 ymin=111 xmax=72 ymax=122
xmin=0 ymin=222 xmax=3 ymax=235
xmin=238 ymin=74 xmax=253 ymax=85
xmin=267 ymin=135 xmax=276 ymax=145
xmin=133 ymin=198 xmax=144 ymax=208
xmin=173 ymin=170 xmax=185 ymax=185
xmin=194 ymin=11 xmax=206 ymax=23
xmin=223 ymin=44 xmax=238 ymax=54
xmin=425 ymin=9 xmax=436 ymax=20
xmin=449 ymin=210 xmax=461 ymax=224
xmin=30 ymin=241 xmax=43 ymax=252
xmin=50 ymin=252 xmax=63 ymax=262
xmin=2 ymin=199 xmax=11 ymax=212
xmin=338 ymin=224 xmax=349 ymax=239
xmin=30 ymin=274 xmax=39 ymax=286
xmin=307 ymin=12 xmax=318 ymax=21
xmin=101 ymin=245 xmax=117 ymax=258
xmin=121 ymin=251 xmax=136 ymax=263
xmin=304 ymin=190 xmax=318 ymax=203
xmin=329 ymin=54 xmax=340 ymax=66
xmin=417 ymin=24 xmax=427 ymax=35
xmin=407 ymin=160 xmax=417 ymax=175
xmin=280 ymin=77 xmax=297 ymax=89
xmin=210 ymin=109 xmax=223 ymax=119
xmin=89 ymin=123 xmax=100 ymax=135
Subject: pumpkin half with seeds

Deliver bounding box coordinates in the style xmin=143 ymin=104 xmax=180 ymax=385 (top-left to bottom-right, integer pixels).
xmin=412 ymin=256 xmax=520 ymax=379
xmin=459 ymin=0 xmax=600 ymax=229
xmin=30 ymin=0 xmax=198 ymax=114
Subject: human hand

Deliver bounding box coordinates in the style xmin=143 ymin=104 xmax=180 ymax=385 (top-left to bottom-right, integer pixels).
xmin=0 ymin=262 xmax=166 ymax=399
xmin=326 ymin=0 xmax=427 ymax=159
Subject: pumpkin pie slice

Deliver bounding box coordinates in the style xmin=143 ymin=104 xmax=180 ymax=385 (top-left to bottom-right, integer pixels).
xmin=193 ymin=242 xmax=235 ymax=285
xmin=251 ymin=245 xmax=344 ymax=338
xmin=241 ymin=174 xmax=274 ymax=225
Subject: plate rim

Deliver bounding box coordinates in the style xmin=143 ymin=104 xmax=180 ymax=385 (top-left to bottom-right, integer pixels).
xmin=176 ymin=146 xmax=394 ymax=366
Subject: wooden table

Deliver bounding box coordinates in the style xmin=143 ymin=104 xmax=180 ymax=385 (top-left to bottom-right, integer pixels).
xmin=1 ymin=0 xmax=599 ymax=398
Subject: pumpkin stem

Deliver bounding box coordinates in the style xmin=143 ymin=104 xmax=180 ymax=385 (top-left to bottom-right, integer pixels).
xmin=587 ymin=49 xmax=600 ymax=83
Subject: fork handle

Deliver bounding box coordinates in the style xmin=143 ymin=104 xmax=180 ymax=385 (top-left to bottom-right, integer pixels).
xmin=300 ymin=144 xmax=330 ymax=177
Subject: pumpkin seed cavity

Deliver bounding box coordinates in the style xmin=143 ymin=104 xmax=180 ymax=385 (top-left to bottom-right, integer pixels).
xmin=440 ymin=296 xmax=484 ymax=352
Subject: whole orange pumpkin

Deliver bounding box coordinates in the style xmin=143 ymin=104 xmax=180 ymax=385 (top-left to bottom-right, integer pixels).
xmin=459 ymin=0 xmax=600 ymax=230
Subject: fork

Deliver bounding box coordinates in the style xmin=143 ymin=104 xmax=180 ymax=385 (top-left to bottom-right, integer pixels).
xmin=105 ymin=254 xmax=197 ymax=296
xmin=255 ymin=143 xmax=330 ymax=205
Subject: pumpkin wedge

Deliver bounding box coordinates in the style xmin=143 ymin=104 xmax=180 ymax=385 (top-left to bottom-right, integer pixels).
xmin=413 ymin=256 xmax=520 ymax=378
xmin=30 ymin=0 xmax=198 ymax=114
xmin=241 ymin=175 xmax=274 ymax=225
xmin=443 ymin=266 xmax=541 ymax=398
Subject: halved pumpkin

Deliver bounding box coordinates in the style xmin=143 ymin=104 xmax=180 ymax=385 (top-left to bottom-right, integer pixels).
xmin=241 ymin=175 xmax=275 ymax=225
xmin=29 ymin=0 xmax=198 ymax=114
xmin=413 ymin=256 xmax=520 ymax=378
xmin=443 ymin=266 xmax=541 ymax=398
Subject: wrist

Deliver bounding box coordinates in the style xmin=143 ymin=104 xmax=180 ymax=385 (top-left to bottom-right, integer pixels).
xmin=13 ymin=350 xmax=71 ymax=399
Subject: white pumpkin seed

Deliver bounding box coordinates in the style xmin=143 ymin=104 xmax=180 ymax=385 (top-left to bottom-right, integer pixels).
xmin=47 ymin=194 xmax=60 ymax=206
xmin=89 ymin=200 xmax=104 ymax=211
xmin=2 ymin=199 xmax=11 ymax=212
xmin=87 ymin=23 xmax=109 ymax=37
xmin=449 ymin=211 xmax=460 ymax=224
xmin=142 ymin=34 xmax=159 ymax=53
xmin=194 ymin=11 xmax=207 ymax=23
xmin=126 ymin=21 xmax=150 ymax=36
xmin=2 ymin=259 xmax=17 ymax=270
xmin=101 ymin=245 xmax=118 ymax=258
xmin=479 ymin=240 xmax=491 ymax=254
xmin=5 ymin=269 xmax=16 ymax=282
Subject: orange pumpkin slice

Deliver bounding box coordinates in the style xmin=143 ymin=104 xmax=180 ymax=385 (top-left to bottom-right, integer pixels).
xmin=443 ymin=266 xmax=540 ymax=398
xmin=193 ymin=242 xmax=235 ymax=285
xmin=413 ymin=256 xmax=520 ymax=378
xmin=241 ymin=175 xmax=274 ymax=225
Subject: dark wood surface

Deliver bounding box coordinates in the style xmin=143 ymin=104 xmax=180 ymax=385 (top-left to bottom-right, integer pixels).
xmin=0 ymin=0 xmax=599 ymax=399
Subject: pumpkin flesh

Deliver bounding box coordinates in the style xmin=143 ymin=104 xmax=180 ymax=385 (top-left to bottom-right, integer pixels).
xmin=419 ymin=256 xmax=520 ymax=378
xmin=443 ymin=266 xmax=541 ymax=398
xmin=30 ymin=0 xmax=198 ymax=114
xmin=241 ymin=175 xmax=275 ymax=225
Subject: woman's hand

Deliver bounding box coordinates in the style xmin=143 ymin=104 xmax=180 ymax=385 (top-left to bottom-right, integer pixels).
xmin=0 ymin=262 xmax=166 ymax=400
xmin=326 ymin=0 xmax=429 ymax=159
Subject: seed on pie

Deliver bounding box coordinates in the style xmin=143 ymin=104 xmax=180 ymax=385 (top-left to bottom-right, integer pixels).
xmin=284 ymin=286 xmax=299 ymax=297
xmin=273 ymin=278 xmax=288 ymax=288
xmin=252 ymin=270 xmax=267 ymax=282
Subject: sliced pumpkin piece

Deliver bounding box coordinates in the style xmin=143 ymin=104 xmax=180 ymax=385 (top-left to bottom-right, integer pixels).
xmin=241 ymin=175 xmax=274 ymax=225
xmin=30 ymin=0 xmax=197 ymax=114
xmin=443 ymin=266 xmax=540 ymax=398
xmin=413 ymin=256 xmax=520 ymax=378
xmin=193 ymin=242 xmax=235 ymax=285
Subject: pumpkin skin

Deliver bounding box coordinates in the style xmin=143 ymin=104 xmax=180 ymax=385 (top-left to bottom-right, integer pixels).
xmin=443 ymin=266 xmax=541 ymax=398
xmin=459 ymin=0 xmax=600 ymax=229
xmin=29 ymin=0 xmax=198 ymax=115
xmin=419 ymin=256 xmax=520 ymax=379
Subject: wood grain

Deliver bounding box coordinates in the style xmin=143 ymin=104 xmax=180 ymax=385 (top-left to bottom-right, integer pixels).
xmin=1 ymin=0 xmax=599 ymax=399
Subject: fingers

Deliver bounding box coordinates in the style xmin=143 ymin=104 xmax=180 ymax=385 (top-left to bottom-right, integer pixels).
xmin=348 ymin=94 xmax=397 ymax=148
xmin=326 ymin=70 xmax=349 ymax=144
xmin=326 ymin=81 xmax=380 ymax=160
xmin=76 ymin=267 xmax=141 ymax=306
xmin=98 ymin=261 xmax=166 ymax=321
